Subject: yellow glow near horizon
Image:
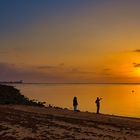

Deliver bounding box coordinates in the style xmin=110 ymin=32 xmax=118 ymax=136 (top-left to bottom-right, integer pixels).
xmin=134 ymin=68 xmax=140 ymax=77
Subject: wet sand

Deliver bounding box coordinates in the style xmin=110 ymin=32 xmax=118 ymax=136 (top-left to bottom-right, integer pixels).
xmin=0 ymin=105 xmax=140 ymax=140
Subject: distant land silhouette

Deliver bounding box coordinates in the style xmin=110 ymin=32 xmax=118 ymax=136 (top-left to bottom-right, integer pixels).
xmin=1 ymin=81 xmax=140 ymax=85
xmin=0 ymin=80 xmax=23 ymax=84
xmin=22 ymin=82 xmax=140 ymax=85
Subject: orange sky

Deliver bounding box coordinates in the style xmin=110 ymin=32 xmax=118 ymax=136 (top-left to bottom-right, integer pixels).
xmin=1 ymin=1 xmax=140 ymax=83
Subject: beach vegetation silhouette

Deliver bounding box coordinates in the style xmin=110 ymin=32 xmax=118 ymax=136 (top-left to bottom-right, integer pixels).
xmin=0 ymin=84 xmax=45 ymax=107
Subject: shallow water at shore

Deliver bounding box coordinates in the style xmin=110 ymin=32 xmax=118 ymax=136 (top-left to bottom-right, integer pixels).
xmin=12 ymin=83 xmax=140 ymax=118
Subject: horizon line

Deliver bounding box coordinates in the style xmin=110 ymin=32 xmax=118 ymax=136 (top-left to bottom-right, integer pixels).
xmin=19 ymin=82 xmax=140 ymax=85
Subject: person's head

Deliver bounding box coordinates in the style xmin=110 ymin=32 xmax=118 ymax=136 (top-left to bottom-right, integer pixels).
xmin=97 ymin=97 xmax=99 ymax=100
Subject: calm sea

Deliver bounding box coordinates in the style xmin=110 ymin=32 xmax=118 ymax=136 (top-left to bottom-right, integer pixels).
xmin=12 ymin=83 xmax=140 ymax=118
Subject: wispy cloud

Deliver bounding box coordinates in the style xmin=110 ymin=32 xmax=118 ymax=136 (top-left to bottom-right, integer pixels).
xmin=36 ymin=65 xmax=57 ymax=69
xmin=133 ymin=63 xmax=140 ymax=67
xmin=35 ymin=63 xmax=65 ymax=70
xmin=132 ymin=49 xmax=140 ymax=53
xmin=68 ymin=68 xmax=95 ymax=74
xmin=103 ymin=68 xmax=111 ymax=71
xmin=0 ymin=63 xmax=126 ymax=83
xmin=99 ymin=68 xmax=112 ymax=76
xmin=0 ymin=63 xmax=93 ymax=82
xmin=0 ymin=62 xmax=67 ymax=82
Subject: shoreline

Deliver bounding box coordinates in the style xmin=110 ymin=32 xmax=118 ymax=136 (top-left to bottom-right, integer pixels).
xmin=0 ymin=105 xmax=140 ymax=140
xmin=4 ymin=104 xmax=140 ymax=121
xmin=2 ymin=83 xmax=139 ymax=119
xmin=5 ymin=82 xmax=140 ymax=85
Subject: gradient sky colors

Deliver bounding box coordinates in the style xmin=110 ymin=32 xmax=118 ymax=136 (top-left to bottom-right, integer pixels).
xmin=1 ymin=0 xmax=140 ymax=83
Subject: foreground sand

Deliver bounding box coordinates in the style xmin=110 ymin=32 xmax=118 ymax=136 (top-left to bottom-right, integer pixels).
xmin=0 ymin=105 xmax=140 ymax=140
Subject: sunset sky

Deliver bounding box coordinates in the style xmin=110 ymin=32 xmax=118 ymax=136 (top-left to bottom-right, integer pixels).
xmin=1 ymin=0 xmax=140 ymax=83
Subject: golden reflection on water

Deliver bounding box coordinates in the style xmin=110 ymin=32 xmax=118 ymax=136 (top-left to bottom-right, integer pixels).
xmin=15 ymin=84 xmax=140 ymax=118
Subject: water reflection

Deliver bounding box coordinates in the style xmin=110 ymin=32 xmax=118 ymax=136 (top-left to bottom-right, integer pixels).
xmin=14 ymin=84 xmax=140 ymax=118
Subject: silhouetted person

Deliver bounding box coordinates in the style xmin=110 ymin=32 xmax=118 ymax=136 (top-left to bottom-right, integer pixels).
xmin=73 ymin=96 xmax=78 ymax=112
xmin=95 ymin=97 xmax=102 ymax=114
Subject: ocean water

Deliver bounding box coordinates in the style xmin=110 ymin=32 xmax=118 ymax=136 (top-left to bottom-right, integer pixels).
xmin=13 ymin=83 xmax=140 ymax=118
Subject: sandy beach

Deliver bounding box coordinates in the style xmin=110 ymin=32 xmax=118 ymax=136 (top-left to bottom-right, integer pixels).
xmin=0 ymin=105 xmax=140 ymax=140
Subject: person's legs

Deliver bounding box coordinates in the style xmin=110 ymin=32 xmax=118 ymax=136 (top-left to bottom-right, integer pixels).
xmin=97 ymin=105 xmax=100 ymax=114
xmin=74 ymin=106 xmax=77 ymax=112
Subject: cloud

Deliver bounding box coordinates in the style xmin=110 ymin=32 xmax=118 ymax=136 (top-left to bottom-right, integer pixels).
xmin=36 ymin=65 xmax=95 ymax=75
xmin=103 ymin=68 xmax=111 ymax=71
xmin=68 ymin=68 xmax=95 ymax=74
xmin=133 ymin=49 xmax=140 ymax=53
xmin=0 ymin=63 xmax=88 ymax=83
xmin=133 ymin=63 xmax=140 ymax=67
xmin=35 ymin=63 xmax=65 ymax=70
xmin=97 ymin=68 xmax=112 ymax=76
xmin=0 ymin=62 xmax=67 ymax=82
xmin=59 ymin=63 xmax=65 ymax=66
xmin=0 ymin=63 xmax=114 ymax=83
xmin=36 ymin=65 xmax=57 ymax=69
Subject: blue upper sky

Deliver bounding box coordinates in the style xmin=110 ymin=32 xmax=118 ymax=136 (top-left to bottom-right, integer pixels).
xmin=0 ymin=0 xmax=114 ymax=34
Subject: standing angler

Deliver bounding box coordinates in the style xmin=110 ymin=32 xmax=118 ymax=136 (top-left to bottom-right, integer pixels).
xmin=95 ymin=97 xmax=102 ymax=114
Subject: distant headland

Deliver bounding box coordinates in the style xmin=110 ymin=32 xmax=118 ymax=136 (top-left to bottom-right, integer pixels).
xmin=0 ymin=80 xmax=23 ymax=84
